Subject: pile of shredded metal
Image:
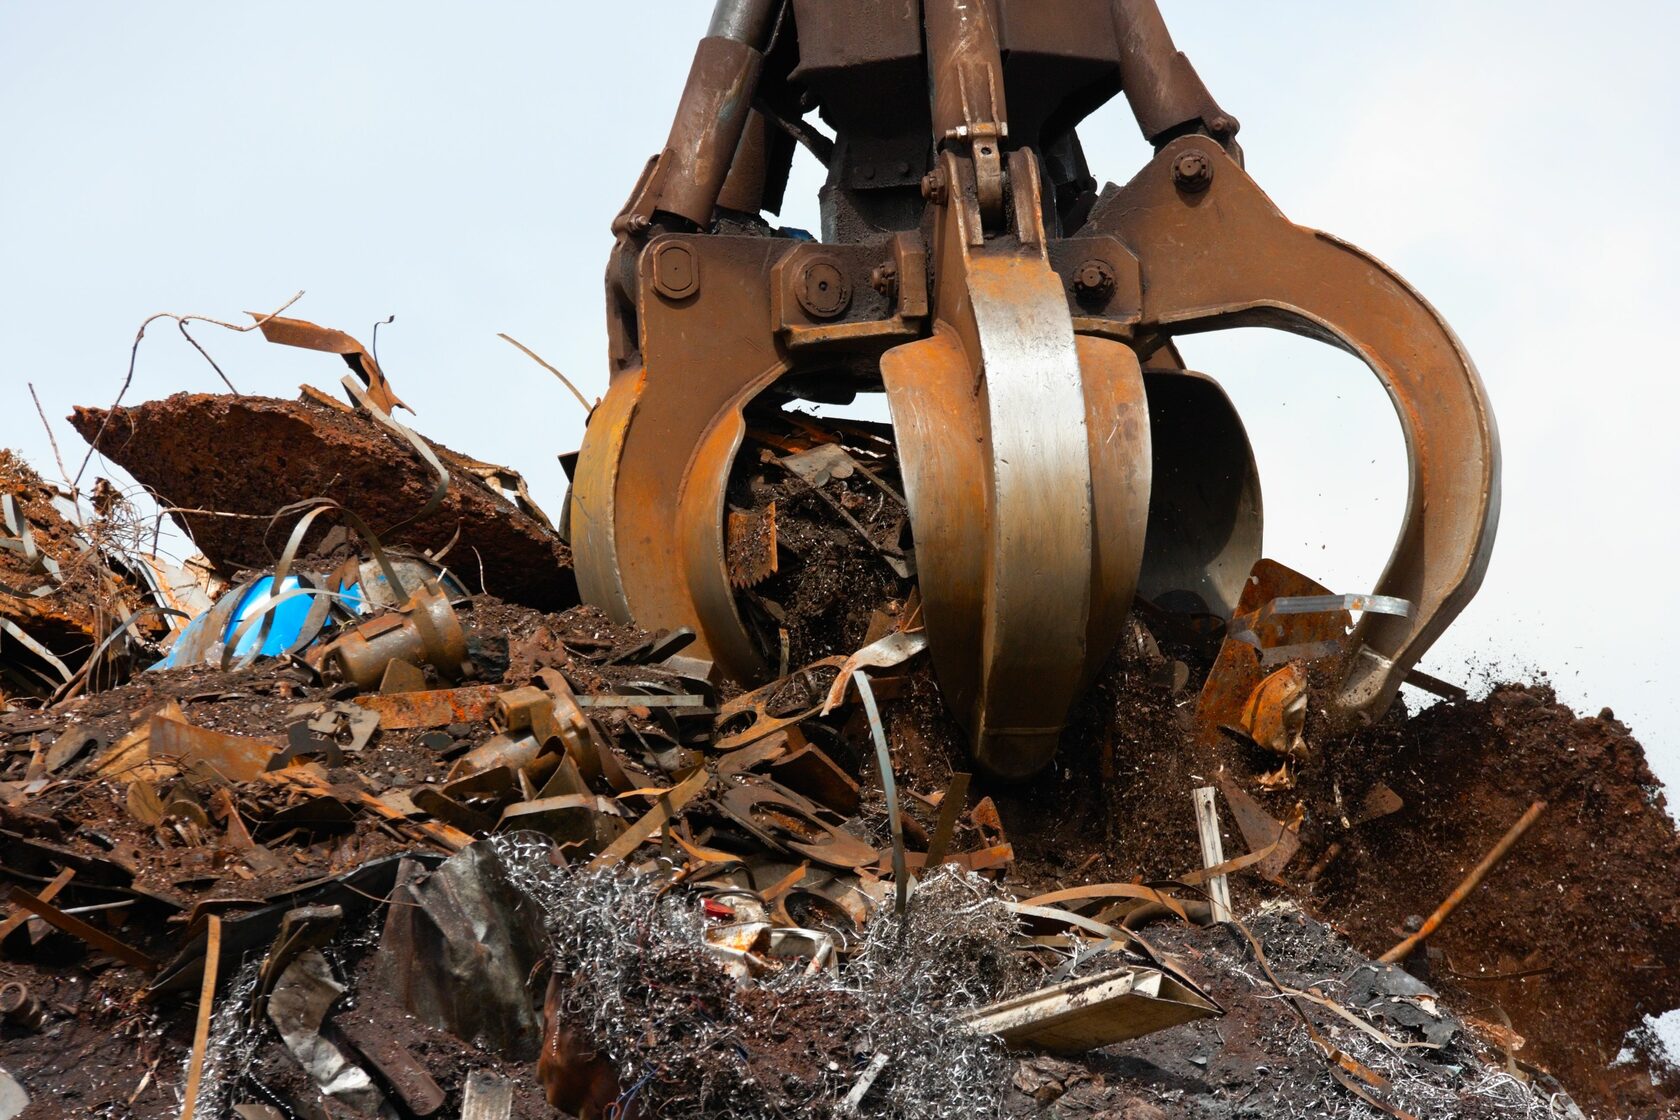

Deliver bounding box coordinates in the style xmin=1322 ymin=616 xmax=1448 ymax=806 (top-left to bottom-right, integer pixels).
xmin=504 ymin=841 xmax=1019 ymax=1120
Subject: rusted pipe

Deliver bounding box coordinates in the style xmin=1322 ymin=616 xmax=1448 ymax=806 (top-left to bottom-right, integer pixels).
xmin=1379 ymin=801 xmax=1546 ymax=964
xmin=650 ymin=0 xmax=779 ymax=227
xmin=922 ymin=0 xmax=1009 ymax=141
xmin=708 ymin=0 xmax=777 ymax=44
xmin=1112 ymin=0 xmax=1236 ymax=146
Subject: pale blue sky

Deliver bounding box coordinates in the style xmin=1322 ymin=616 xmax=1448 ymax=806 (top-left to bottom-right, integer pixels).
xmin=3 ymin=2 xmax=1676 ymax=786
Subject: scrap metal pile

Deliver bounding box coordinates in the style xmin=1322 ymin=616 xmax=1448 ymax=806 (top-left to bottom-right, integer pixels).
xmin=3 ymin=1 xmax=1680 ymax=1117
xmin=2 ymin=368 xmax=1676 ymax=1118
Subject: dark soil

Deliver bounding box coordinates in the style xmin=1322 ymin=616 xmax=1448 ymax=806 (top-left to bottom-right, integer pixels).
xmin=727 ymin=412 xmax=913 ymax=669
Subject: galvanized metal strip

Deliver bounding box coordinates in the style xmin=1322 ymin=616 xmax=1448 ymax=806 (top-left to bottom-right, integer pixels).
xmin=853 ymin=671 xmax=907 ymax=917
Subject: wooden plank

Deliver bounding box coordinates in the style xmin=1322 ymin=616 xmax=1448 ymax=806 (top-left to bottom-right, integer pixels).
xmin=179 ymin=914 xmax=222 ymax=1119
xmin=0 ymin=865 xmax=73 ymax=947
xmin=5 ymin=884 xmax=157 ymax=970
xmin=460 ymin=1072 xmax=513 ymax=1120
xmin=1193 ymin=786 xmax=1233 ymax=922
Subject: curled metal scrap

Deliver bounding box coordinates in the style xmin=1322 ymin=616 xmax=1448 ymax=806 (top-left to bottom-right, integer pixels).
xmin=571 ymin=0 xmax=1499 ymax=779
xmin=252 ymin=312 xmax=409 ymax=416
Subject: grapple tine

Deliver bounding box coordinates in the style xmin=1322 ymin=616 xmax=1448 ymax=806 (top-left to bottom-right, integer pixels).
xmin=1084 ymin=136 xmax=1500 ymax=722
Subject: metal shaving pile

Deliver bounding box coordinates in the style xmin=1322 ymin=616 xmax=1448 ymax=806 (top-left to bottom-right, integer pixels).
xmin=499 ymin=836 xmax=1020 ymax=1119
xmin=1216 ymin=905 xmax=1582 ymax=1120
xmin=186 ymin=957 xmax=264 ymax=1120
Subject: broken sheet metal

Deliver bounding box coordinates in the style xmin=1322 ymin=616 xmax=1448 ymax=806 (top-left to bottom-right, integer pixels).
xmin=272 ymin=701 xmax=380 ymax=771
xmin=352 ymin=684 xmax=503 ymax=729
xmin=266 ymin=947 xmax=398 ymax=1117
xmin=337 ymin=1016 xmax=447 ymax=1118
xmin=1240 ymin=662 xmax=1310 ymax=763
xmin=252 ymin=312 xmax=409 ymax=415
xmin=822 ymin=627 xmax=928 ymax=715
xmin=152 ymin=853 xmax=431 ymax=997
xmin=1197 ymin=559 xmax=1412 ymax=746
xmin=148 ymin=711 xmax=279 ymax=784
xmin=713 ymin=655 xmax=847 ymax=752
xmin=726 ymin=502 xmax=779 ymax=589
xmin=1216 ymin=774 xmax=1302 ymax=881
xmin=0 ymin=1066 xmax=27 ymax=1120
xmin=961 ymin=964 xmax=1221 ymax=1052
xmin=715 ymin=778 xmax=877 ymax=871
xmin=373 ymin=845 xmax=547 ymax=1058
xmin=154 ymin=556 xmax=468 ymax=672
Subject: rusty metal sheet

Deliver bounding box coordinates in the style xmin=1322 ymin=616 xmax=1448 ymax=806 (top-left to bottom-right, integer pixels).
xmin=337 ymin=1016 xmax=446 ymax=1117
xmin=1196 ymin=560 xmax=1347 ymax=743
xmin=726 ymin=502 xmax=779 ymax=589
xmin=147 ymin=712 xmax=278 ymax=784
xmin=352 ymin=684 xmax=504 ymax=730
xmin=767 ymin=743 xmax=862 ymax=817
xmin=960 ymin=963 xmax=1220 ymax=1053
xmin=1215 ymin=774 xmax=1301 ymax=881
xmin=252 ymin=312 xmax=409 ymax=415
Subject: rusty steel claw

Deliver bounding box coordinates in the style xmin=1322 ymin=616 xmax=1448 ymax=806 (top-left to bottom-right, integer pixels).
xmin=570 ymin=0 xmax=1498 ymax=776
xmin=1083 ymin=136 xmax=1500 ymax=723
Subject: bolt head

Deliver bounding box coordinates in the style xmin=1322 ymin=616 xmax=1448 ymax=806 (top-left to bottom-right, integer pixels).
xmin=870 ymin=262 xmax=899 ymax=300
xmin=920 ymin=170 xmax=948 ymax=204
xmin=1172 ymin=150 xmax=1214 ymax=193
xmin=1072 ymin=258 xmax=1117 ymax=301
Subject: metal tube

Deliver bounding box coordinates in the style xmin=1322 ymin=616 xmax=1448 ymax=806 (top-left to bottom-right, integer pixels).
xmin=708 ymin=0 xmax=777 ymax=47
xmin=1113 ymin=0 xmax=1232 ymax=144
xmin=923 ymin=0 xmax=1008 ymax=139
xmin=645 ymin=1 xmax=779 ymax=227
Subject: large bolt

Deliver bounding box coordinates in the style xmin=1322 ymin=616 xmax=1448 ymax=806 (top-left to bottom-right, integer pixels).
xmin=920 ymin=169 xmax=949 ymax=205
xmin=870 ymin=261 xmax=899 ymax=302
xmin=1171 ymin=150 xmax=1214 ymax=194
xmin=1072 ymin=259 xmax=1117 ymax=302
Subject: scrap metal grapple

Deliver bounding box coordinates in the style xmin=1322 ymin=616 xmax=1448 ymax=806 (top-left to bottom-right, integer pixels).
xmin=570 ymin=0 xmax=1500 ymax=778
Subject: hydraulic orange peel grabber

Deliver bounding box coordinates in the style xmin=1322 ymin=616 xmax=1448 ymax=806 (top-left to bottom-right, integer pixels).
xmin=570 ymin=0 xmax=1500 ymax=778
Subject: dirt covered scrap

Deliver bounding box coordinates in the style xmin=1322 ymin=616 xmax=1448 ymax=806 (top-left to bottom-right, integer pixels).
xmin=70 ymin=392 xmax=576 ymax=611
xmin=0 ymin=577 xmax=1653 ymax=1119
xmin=1 ymin=448 xmax=194 ymax=706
